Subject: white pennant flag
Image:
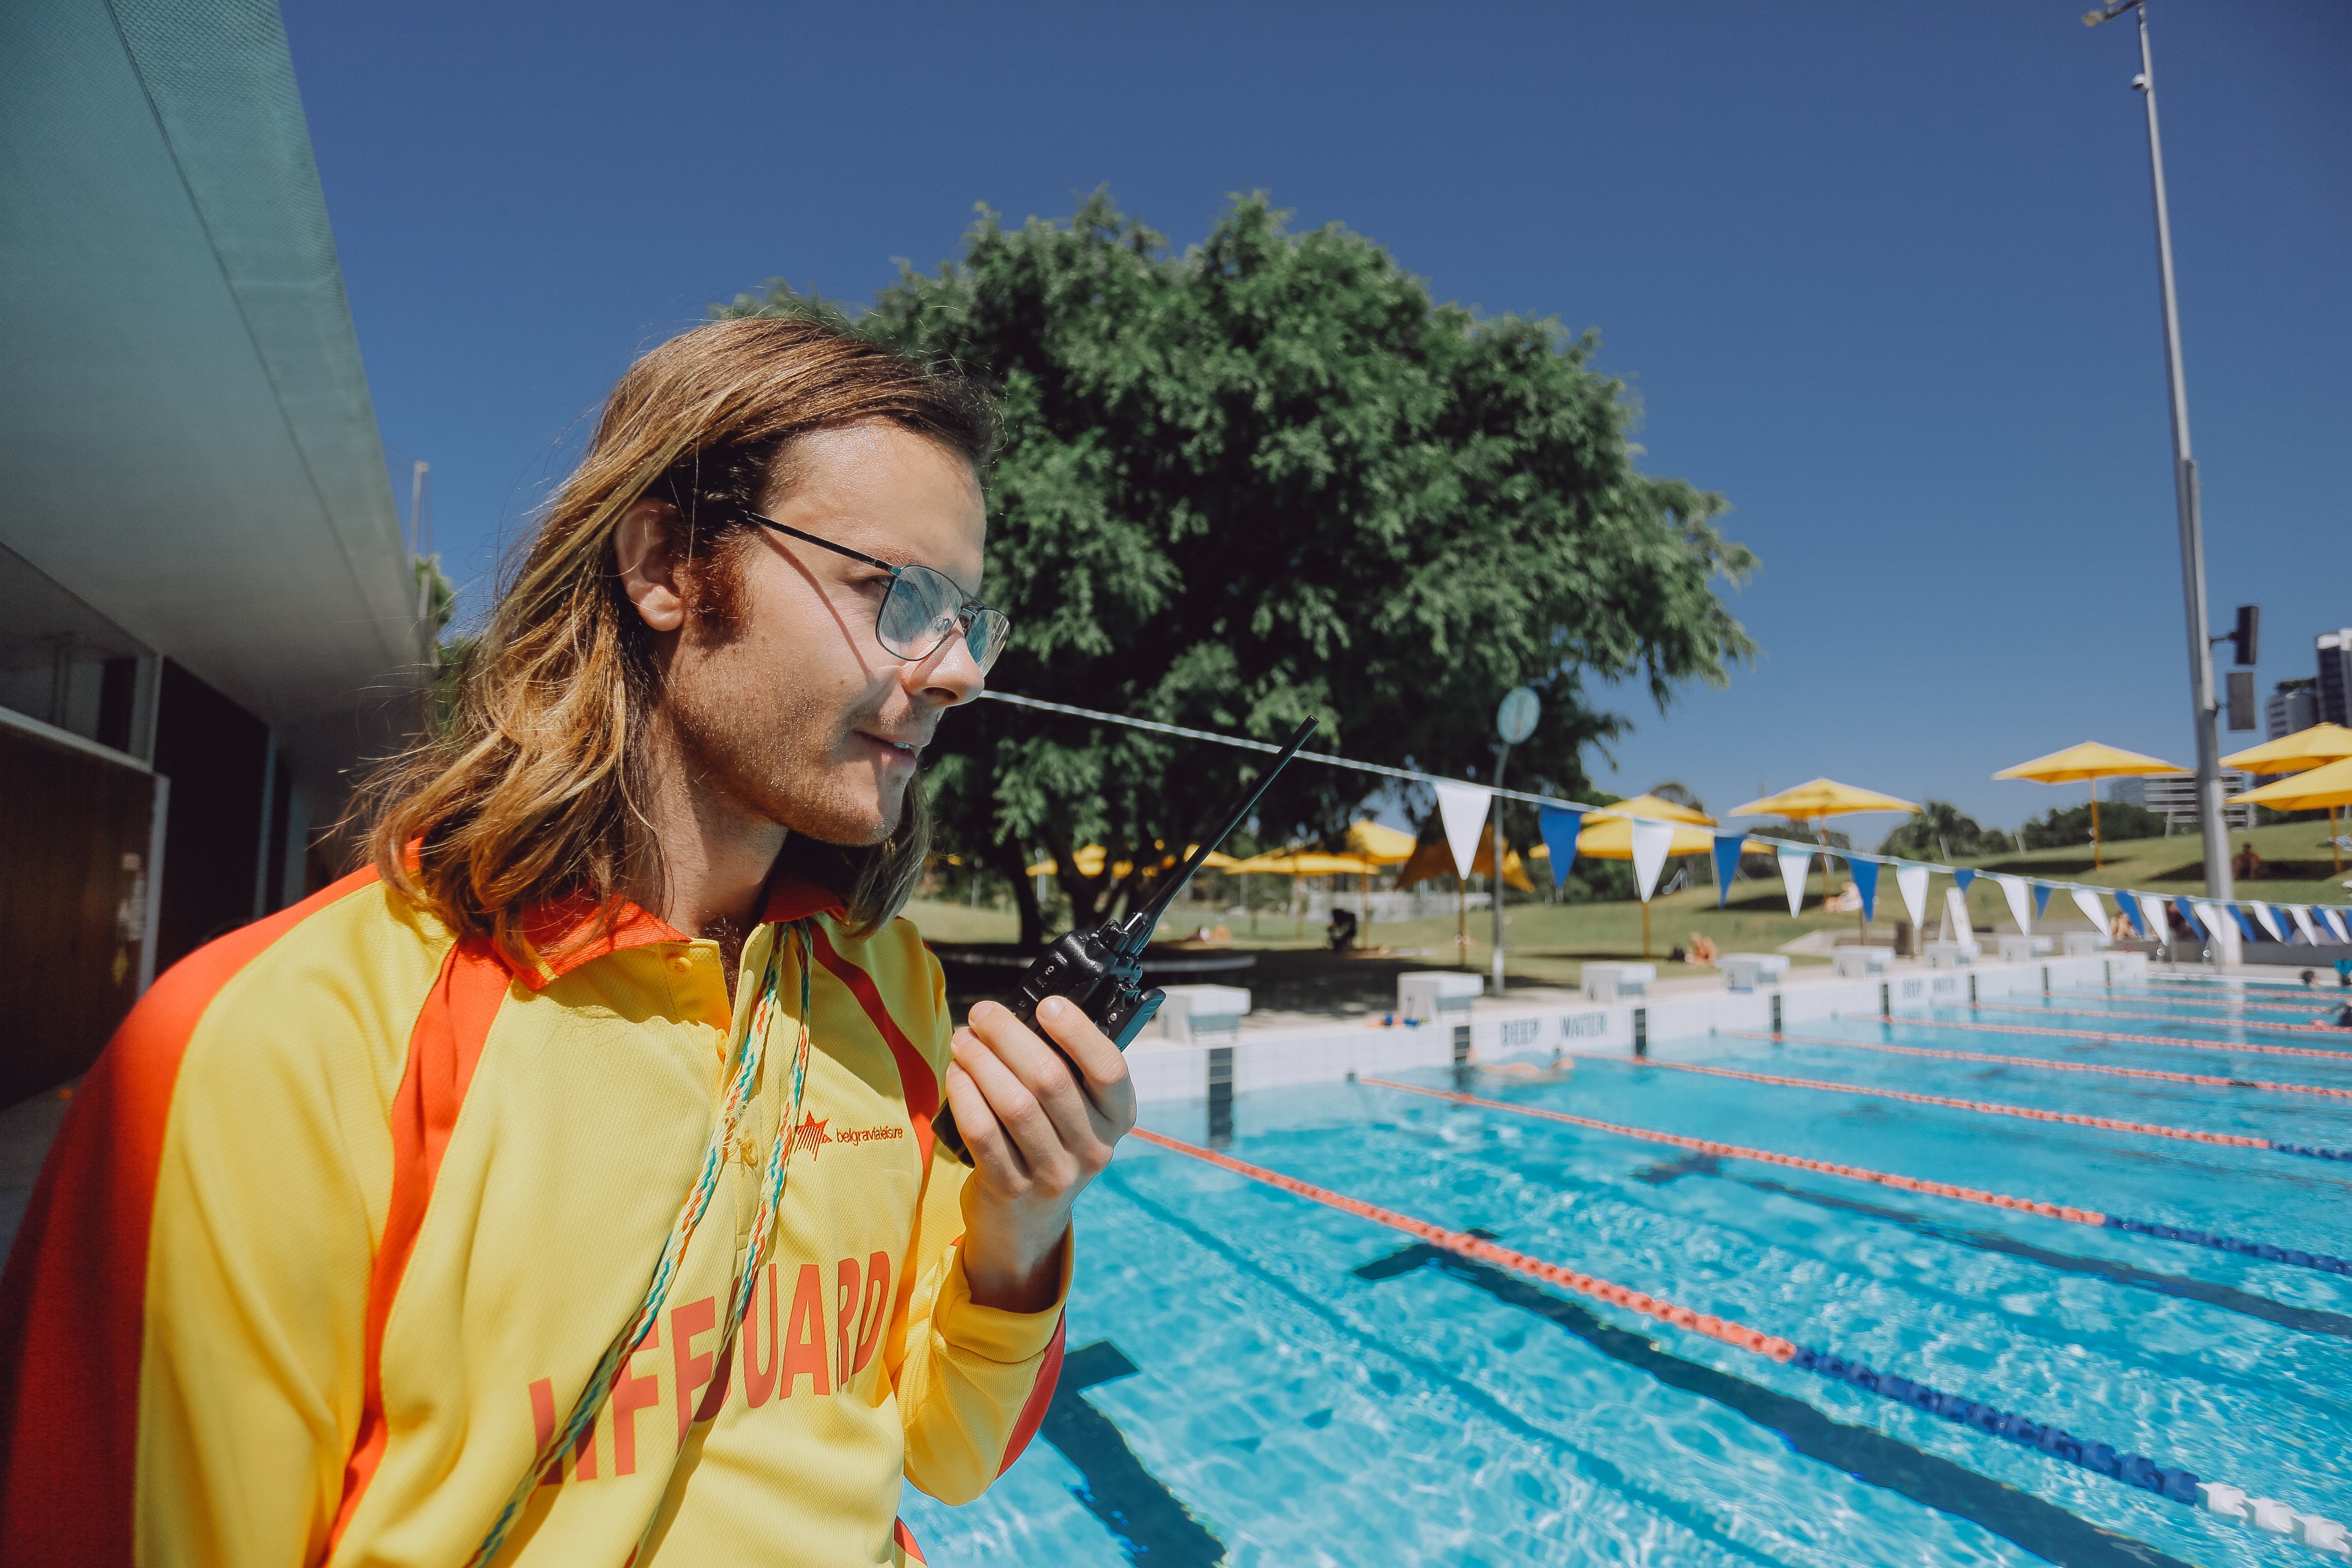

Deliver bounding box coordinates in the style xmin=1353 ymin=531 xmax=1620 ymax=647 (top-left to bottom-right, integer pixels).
xmin=2070 ymin=887 xmax=2108 ymax=935
xmin=2289 ymin=905 xmax=2320 ymax=946
xmin=1434 ymin=783 xmax=1493 ymax=880
xmin=2250 ymin=902 xmax=2285 ymax=942
xmin=1777 ymin=846 xmax=1813 ymax=916
xmin=1894 ymin=862 xmax=1930 ymax=929
xmin=2321 ymin=907 xmax=2350 ymax=944
xmin=1991 ymin=873 xmax=2033 ymax=933
xmin=2188 ymin=900 xmax=2223 ymax=939
xmin=1632 ymin=818 xmax=1676 ymax=903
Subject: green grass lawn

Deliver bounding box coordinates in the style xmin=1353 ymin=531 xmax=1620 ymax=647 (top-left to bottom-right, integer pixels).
xmin=905 ymin=816 xmax=2347 ymax=988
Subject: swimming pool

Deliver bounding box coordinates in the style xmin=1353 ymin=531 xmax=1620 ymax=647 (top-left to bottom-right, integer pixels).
xmin=902 ymin=984 xmax=2352 ymax=1566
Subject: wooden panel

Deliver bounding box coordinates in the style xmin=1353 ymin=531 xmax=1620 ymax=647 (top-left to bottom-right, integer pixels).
xmin=0 ymin=724 xmax=156 ymax=1105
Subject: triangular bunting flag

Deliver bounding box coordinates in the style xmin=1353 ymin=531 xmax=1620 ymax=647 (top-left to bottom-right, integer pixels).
xmin=2288 ymin=905 xmax=2320 ymax=945
xmin=1537 ymin=804 xmax=1585 ymax=889
xmin=2230 ymin=905 xmax=2261 ymax=944
xmin=1711 ymin=832 xmax=1745 ymax=908
xmin=2120 ymin=889 xmax=2155 ymax=939
xmin=2250 ymin=902 xmax=2284 ymax=942
xmin=2322 ymin=907 xmax=2351 ymax=944
xmin=1894 ymin=862 xmax=1930 ymax=930
xmin=1943 ymin=886 xmax=1974 ymax=944
xmin=1776 ymin=846 xmax=1812 ymax=916
xmin=1991 ymin=873 xmax=2033 ymax=934
xmin=2175 ymin=896 xmax=2200 ymax=938
xmin=1435 ymin=783 xmax=1492 ymax=881
xmin=1631 ymin=819 xmax=1676 ymax=903
xmin=1953 ymin=867 xmax=1977 ymax=895
xmin=2070 ymin=887 xmax=2106 ymax=935
xmin=2032 ymin=882 xmax=2053 ymax=922
xmin=1847 ymin=857 xmax=1879 ymax=924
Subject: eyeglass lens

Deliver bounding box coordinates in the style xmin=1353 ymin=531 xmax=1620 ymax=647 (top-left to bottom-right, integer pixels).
xmin=879 ymin=563 xmax=1008 ymax=673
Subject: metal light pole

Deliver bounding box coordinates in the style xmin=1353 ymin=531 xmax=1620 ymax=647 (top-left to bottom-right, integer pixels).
xmin=2086 ymin=0 xmax=2233 ymax=901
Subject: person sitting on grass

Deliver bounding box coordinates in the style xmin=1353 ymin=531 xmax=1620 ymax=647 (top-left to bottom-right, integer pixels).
xmin=1684 ymin=932 xmax=1719 ymax=967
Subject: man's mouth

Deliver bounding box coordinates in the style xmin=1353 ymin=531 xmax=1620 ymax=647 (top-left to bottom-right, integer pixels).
xmin=855 ymin=730 xmax=925 ymax=764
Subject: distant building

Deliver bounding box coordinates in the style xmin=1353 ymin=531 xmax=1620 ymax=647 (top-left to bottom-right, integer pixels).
xmin=2106 ymin=772 xmax=2253 ymax=831
xmin=2320 ymin=630 xmax=2352 ymax=728
xmin=2267 ymin=677 xmax=2318 ymax=739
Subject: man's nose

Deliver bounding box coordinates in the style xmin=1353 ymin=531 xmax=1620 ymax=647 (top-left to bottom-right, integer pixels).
xmin=908 ymin=629 xmax=984 ymax=708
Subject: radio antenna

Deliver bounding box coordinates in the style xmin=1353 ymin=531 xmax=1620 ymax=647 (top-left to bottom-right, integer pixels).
xmin=1114 ymin=716 xmax=1319 ymax=954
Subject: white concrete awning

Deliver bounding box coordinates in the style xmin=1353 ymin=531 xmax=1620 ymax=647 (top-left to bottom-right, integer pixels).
xmin=0 ymin=0 xmax=423 ymax=779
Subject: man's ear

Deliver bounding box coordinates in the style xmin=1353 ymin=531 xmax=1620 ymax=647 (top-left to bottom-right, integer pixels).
xmin=614 ymin=500 xmax=685 ymax=633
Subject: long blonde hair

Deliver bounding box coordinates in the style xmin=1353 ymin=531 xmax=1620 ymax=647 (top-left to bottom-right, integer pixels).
xmin=363 ymin=315 xmax=993 ymax=963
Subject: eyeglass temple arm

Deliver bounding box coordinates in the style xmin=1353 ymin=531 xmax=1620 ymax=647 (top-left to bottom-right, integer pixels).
xmin=742 ymin=510 xmax=901 ymax=578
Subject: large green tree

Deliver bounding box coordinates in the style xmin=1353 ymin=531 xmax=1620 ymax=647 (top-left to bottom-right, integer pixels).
xmin=722 ymin=194 xmax=1757 ymax=943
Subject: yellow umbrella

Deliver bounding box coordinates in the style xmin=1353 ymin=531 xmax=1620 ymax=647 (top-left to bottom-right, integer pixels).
xmin=2223 ymin=723 xmax=2352 ymax=775
xmin=1392 ymin=838 xmax=1537 ymax=892
xmin=2226 ymin=726 xmax=2352 ymax=872
xmin=1574 ymin=796 xmax=1721 ymax=959
xmin=1224 ymin=850 xmax=1382 ymax=876
xmin=2231 ymin=755 xmax=2352 ymax=876
xmin=1728 ymin=778 xmax=1920 ymax=921
xmin=1992 ymin=742 xmax=2187 ymax=869
xmin=1026 ymin=844 xmax=1237 ymax=878
xmin=1343 ymin=819 xmax=1419 ymax=865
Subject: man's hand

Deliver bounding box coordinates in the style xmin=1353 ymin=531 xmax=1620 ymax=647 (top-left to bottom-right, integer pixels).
xmin=943 ymin=996 xmax=1136 ymax=1313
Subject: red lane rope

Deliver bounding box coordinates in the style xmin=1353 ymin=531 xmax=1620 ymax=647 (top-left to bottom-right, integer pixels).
xmin=1735 ymin=1029 xmax=2352 ymax=1102
xmin=1128 ymin=1126 xmax=1796 ymax=1360
xmin=1915 ymin=1012 xmax=2352 ymax=1064
xmin=1970 ymin=1001 xmax=2343 ymax=1036
xmin=1615 ymin=1058 xmax=2276 ymax=1150
xmin=1359 ymin=1077 xmax=2109 ymax=1225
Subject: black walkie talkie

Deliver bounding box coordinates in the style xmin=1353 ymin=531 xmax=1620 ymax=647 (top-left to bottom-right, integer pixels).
xmin=933 ymin=716 xmax=1318 ymax=1165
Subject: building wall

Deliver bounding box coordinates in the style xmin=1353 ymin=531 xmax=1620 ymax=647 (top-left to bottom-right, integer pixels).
xmin=2267 ymin=680 xmax=2318 ymax=741
xmin=2318 ymin=631 xmax=2352 ymax=728
xmin=0 ymin=722 xmax=159 ymax=1104
xmin=151 ymin=658 xmax=273 ymax=971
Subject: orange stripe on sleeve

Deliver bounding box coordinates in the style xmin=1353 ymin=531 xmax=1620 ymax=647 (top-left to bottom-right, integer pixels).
xmin=0 ymin=867 xmax=380 ymax=1568
xmin=327 ymin=937 xmax=511 ymax=1549
xmin=996 ymin=1315 xmax=1066 ymax=1474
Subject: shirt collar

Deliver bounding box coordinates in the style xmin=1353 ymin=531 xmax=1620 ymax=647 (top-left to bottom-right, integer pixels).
xmin=505 ymin=879 xmax=845 ymax=990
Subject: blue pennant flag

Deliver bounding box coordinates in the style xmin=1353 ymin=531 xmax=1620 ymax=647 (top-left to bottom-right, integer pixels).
xmin=2174 ymin=895 xmax=2199 ymax=938
xmin=2230 ymin=905 xmax=2260 ymax=944
xmin=2032 ymin=883 xmax=2053 ymax=922
xmin=2117 ymin=889 xmax=2151 ymax=939
xmin=1711 ymin=832 xmax=1746 ymax=908
xmin=1953 ymin=867 xmax=1977 ymax=895
xmin=1847 ymin=857 xmax=1879 ymax=924
xmin=1537 ymin=804 xmax=1585 ymax=889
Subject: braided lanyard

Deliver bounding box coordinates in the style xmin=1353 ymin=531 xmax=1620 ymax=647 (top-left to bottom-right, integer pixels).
xmin=467 ymin=919 xmax=816 ymax=1567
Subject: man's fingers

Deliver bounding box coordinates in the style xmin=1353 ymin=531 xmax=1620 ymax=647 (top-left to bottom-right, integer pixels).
xmin=1030 ymin=997 xmax=1129 ymax=1095
xmin=951 ymin=1027 xmax=1074 ymax=1186
xmin=965 ymin=1001 xmax=1128 ymax=1148
xmin=943 ymin=1055 xmax=1028 ymax=1186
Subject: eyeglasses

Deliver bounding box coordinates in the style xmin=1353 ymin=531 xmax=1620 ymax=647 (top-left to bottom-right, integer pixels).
xmin=738 ymin=509 xmax=1011 ymax=674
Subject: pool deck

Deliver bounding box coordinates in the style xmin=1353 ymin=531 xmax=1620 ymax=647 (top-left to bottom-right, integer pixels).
xmin=1127 ymin=949 xmax=2168 ymax=1106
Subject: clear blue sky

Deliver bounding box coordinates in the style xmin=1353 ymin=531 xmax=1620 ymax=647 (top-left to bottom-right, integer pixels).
xmin=284 ymin=1 xmax=2348 ymax=834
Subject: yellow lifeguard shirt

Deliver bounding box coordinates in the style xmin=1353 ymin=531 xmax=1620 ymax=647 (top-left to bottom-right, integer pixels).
xmin=0 ymin=869 xmax=1067 ymax=1566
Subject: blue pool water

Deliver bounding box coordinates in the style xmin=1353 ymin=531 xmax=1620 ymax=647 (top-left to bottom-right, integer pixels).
xmin=902 ymin=985 xmax=2352 ymax=1566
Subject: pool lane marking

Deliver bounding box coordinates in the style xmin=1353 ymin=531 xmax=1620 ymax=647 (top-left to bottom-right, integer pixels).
xmin=1360 ymin=1077 xmax=2352 ymax=1279
xmin=1356 ymin=1238 xmax=2199 ymax=1568
xmin=1134 ymin=1128 xmax=2350 ymax=1558
xmin=1599 ymin=1056 xmax=2352 ymax=1163
xmin=1741 ymin=1028 xmax=2352 ymax=1103
xmin=1967 ymin=1001 xmax=2348 ymax=1037
xmin=2053 ymin=987 xmax=2345 ymax=1017
xmin=1041 ymin=1341 xmax=1227 ymax=1566
xmin=1915 ymin=1012 xmax=2352 ymax=1064
xmin=1129 ymin=1126 xmax=1796 ymax=1360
